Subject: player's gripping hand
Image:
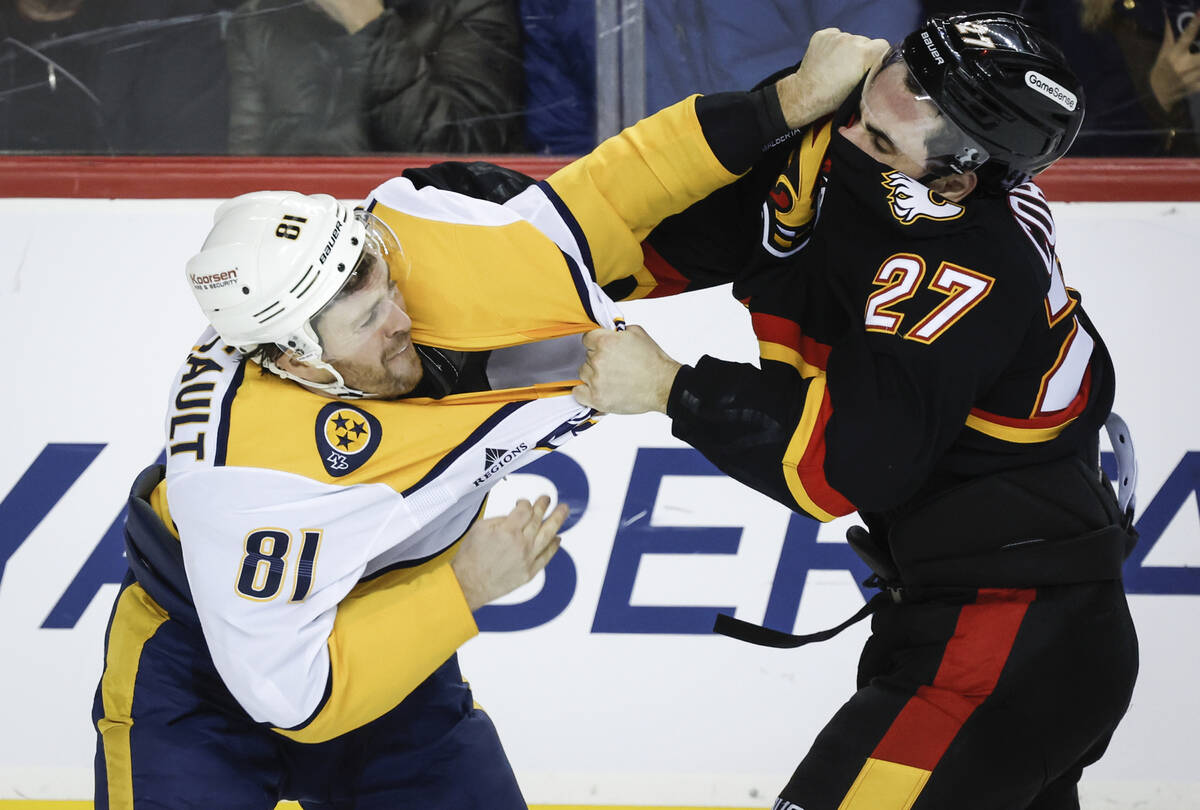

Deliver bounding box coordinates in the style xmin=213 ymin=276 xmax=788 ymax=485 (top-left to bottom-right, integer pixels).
xmin=451 ymin=496 xmax=569 ymax=612
xmin=573 ymin=325 xmax=681 ymax=415
xmin=775 ymin=28 xmax=892 ymax=129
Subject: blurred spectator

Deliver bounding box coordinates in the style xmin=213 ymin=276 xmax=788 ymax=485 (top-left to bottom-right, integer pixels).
xmin=227 ymin=0 xmax=524 ymax=155
xmin=644 ymin=0 xmax=921 ymax=113
xmin=920 ymin=0 xmax=1026 ymax=13
xmin=921 ymin=1 xmax=1200 ymax=155
xmin=0 ymin=0 xmax=229 ymax=153
xmin=520 ymin=0 xmax=594 ymax=154
xmin=1068 ymin=0 xmax=1199 ymax=154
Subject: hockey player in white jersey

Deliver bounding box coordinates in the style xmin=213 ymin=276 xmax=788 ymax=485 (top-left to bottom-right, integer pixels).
xmin=91 ymin=29 xmax=890 ymax=808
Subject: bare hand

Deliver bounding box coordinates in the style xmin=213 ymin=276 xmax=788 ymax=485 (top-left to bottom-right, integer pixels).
xmin=311 ymin=0 xmax=384 ymax=34
xmin=1150 ymin=12 xmax=1200 ymax=112
xmin=451 ymin=496 xmax=569 ymax=612
xmin=572 ymin=325 xmax=681 ymax=415
xmin=774 ymin=28 xmax=891 ymax=130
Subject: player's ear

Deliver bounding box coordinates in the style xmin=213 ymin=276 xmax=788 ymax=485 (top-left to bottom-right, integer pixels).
xmin=275 ymin=349 xmax=306 ymax=374
xmin=276 ymin=348 xmax=330 ymax=382
xmin=930 ymin=171 xmax=978 ymax=202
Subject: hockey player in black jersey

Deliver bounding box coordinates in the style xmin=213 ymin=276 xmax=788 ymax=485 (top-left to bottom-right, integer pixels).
xmin=575 ymin=13 xmax=1139 ymax=810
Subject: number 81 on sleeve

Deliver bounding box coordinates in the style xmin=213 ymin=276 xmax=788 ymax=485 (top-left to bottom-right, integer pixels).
xmin=235 ymin=528 xmax=324 ymax=602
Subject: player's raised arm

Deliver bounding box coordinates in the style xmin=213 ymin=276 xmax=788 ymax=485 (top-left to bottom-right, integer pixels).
xmin=544 ymin=29 xmax=889 ymax=291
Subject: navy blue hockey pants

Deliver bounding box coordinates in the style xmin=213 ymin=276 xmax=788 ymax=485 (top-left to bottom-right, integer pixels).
xmin=92 ymin=576 xmax=525 ymax=809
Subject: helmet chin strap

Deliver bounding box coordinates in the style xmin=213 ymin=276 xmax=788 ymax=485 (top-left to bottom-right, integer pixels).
xmin=255 ymin=320 xmax=385 ymax=399
xmin=259 ymin=354 xmax=378 ymax=400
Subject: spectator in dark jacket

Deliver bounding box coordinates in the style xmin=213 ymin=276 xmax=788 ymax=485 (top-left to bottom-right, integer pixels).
xmin=227 ymin=0 xmax=524 ymax=154
xmin=0 ymin=0 xmax=229 ymax=153
xmin=520 ymin=0 xmax=594 ymax=154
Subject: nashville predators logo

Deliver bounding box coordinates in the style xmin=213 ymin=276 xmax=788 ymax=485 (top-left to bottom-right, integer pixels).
xmin=882 ymin=171 xmax=964 ymax=225
xmin=762 ymin=121 xmax=833 ymax=258
xmin=325 ymin=409 xmax=371 ymax=453
xmin=315 ymin=403 xmax=382 ymax=477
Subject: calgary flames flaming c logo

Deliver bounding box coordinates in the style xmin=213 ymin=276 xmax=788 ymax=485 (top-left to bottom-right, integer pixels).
xmin=882 ymin=172 xmax=965 ymax=225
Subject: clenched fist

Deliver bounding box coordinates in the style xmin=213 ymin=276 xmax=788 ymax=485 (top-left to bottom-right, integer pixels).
xmin=775 ymin=28 xmax=892 ymax=129
xmin=573 ymin=325 xmax=681 ymax=415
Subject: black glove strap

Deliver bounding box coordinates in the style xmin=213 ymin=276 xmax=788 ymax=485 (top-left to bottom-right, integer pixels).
xmin=712 ymin=591 xmax=890 ymax=649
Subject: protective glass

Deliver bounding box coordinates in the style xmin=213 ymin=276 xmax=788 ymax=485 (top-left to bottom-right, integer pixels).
xmin=864 ymin=48 xmax=990 ymax=178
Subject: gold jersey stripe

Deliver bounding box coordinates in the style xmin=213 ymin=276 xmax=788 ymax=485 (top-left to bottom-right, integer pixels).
xmin=405 ymin=380 xmax=578 ymax=407
xmin=837 ymin=757 xmax=932 ymax=810
xmin=781 ymin=375 xmax=838 ymax=522
xmin=964 ymin=412 xmax=1077 ymax=444
xmin=95 ymin=584 xmax=169 ymax=810
xmin=759 ymin=340 xmax=823 ymax=379
xmin=148 ymin=478 xmax=177 ymax=538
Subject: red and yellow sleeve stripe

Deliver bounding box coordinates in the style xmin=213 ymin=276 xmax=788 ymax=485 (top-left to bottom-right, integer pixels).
xmin=965 ymin=367 xmax=1092 ymax=444
xmin=752 ymin=312 xmax=830 ymax=379
xmin=781 ymin=375 xmax=855 ymax=522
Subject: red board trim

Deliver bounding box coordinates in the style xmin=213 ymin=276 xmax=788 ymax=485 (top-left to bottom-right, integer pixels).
xmin=2 ymin=156 xmax=1199 ymax=201
xmin=0 ymin=155 xmax=570 ymax=200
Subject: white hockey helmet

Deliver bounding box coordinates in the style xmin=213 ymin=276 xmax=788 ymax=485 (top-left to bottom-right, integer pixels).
xmin=185 ymin=191 xmax=408 ymax=397
xmin=186 ymin=191 xmax=365 ymax=358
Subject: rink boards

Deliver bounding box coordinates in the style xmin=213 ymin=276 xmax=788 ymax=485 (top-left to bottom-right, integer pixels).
xmin=0 ymin=191 xmax=1196 ymax=808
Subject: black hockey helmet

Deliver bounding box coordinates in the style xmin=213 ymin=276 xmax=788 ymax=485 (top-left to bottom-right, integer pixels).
xmin=898 ymin=12 xmax=1085 ymax=193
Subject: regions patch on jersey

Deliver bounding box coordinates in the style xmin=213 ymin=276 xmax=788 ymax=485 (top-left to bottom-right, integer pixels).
xmin=315 ymin=403 xmax=382 ymax=477
xmin=882 ymin=171 xmax=964 ymax=225
xmin=473 ymin=443 xmax=529 ymax=487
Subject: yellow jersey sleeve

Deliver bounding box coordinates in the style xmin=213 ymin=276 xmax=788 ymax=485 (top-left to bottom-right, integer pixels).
xmin=545 ymin=95 xmax=741 ymax=289
xmin=275 ymin=554 xmax=477 ymax=743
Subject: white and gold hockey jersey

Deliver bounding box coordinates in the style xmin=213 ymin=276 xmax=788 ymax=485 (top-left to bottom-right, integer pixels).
xmin=145 ymin=96 xmax=745 ymax=743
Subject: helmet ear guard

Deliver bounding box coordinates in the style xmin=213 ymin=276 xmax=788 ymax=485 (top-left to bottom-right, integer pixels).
xmin=899 ymin=12 xmax=1085 ymax=193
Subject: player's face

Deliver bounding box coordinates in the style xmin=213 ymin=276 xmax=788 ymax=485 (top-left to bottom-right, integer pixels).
xmin=313 ymin=253 xmax=424 ymax=398
xmin=839 ymin=60 xmax=942 ymax=179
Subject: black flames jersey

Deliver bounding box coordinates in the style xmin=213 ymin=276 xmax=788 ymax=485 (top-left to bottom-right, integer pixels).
xmin=637 ymin=99 xmax=1116 ymax=525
